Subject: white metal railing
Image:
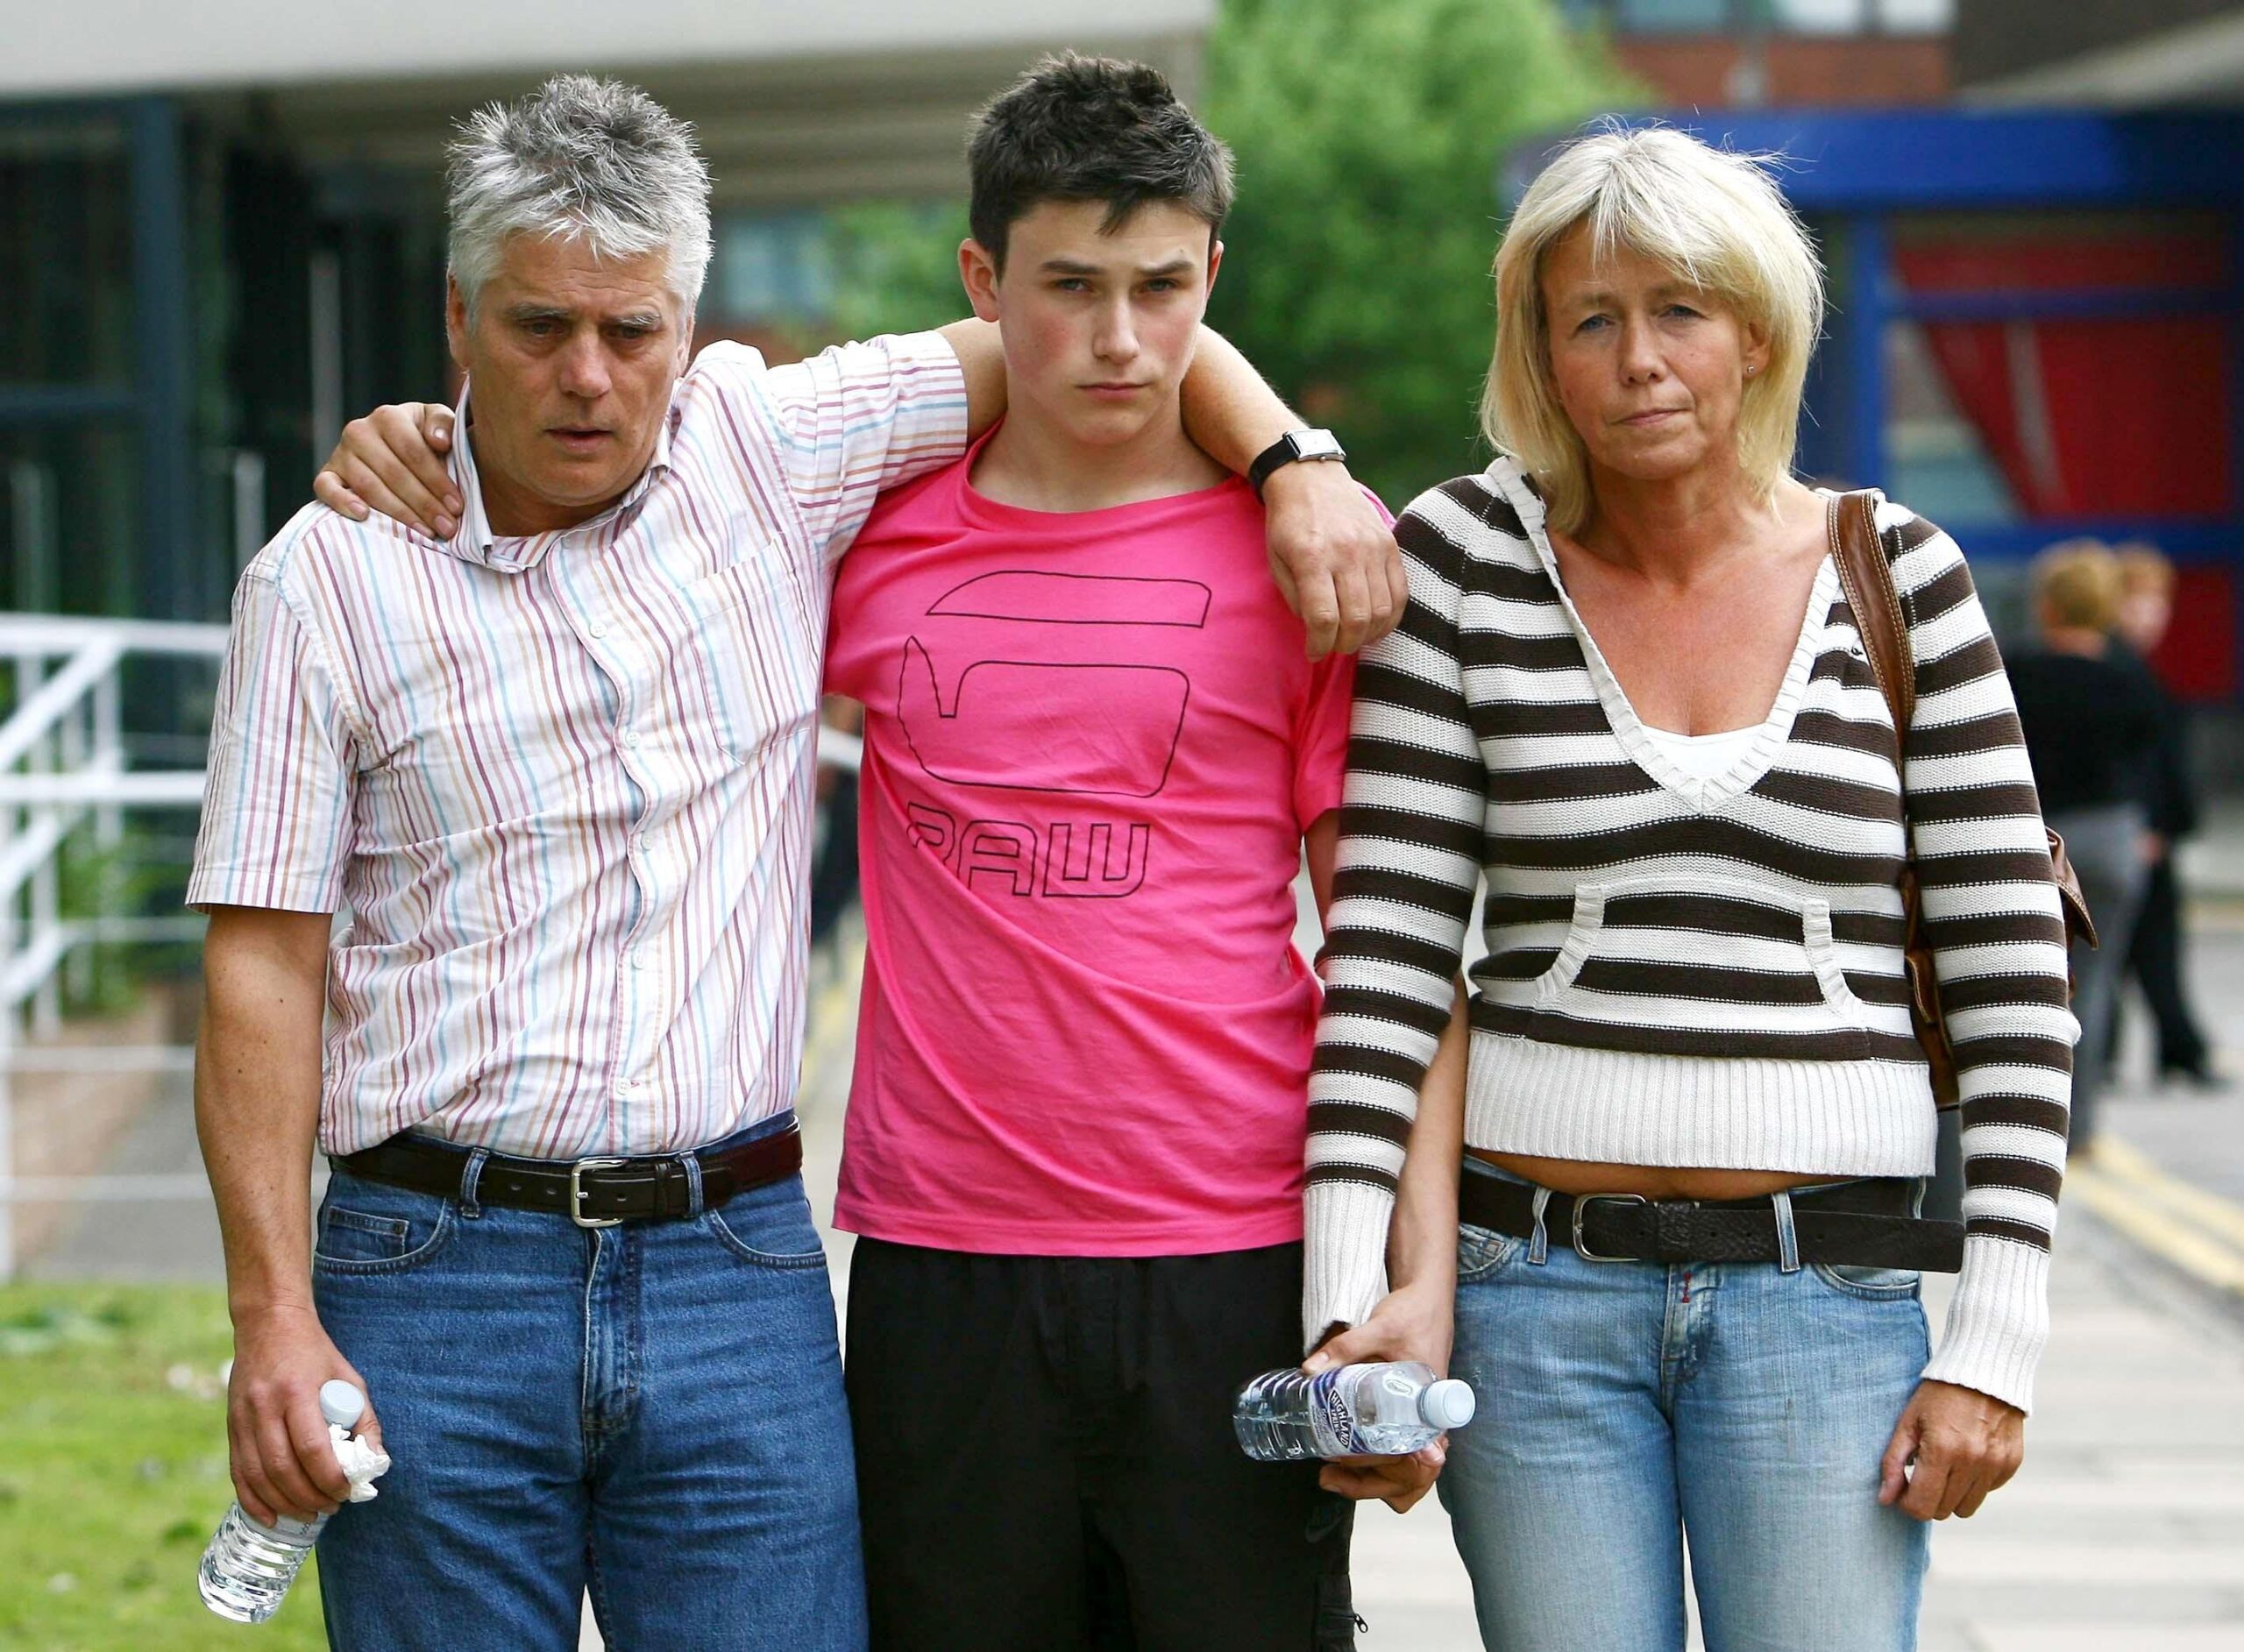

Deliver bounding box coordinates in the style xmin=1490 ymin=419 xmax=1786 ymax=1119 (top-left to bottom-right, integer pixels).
xmin=0 ymin=608 xmax=867 ymax=1279
xmin=0 ymin=612 xmax=227 ymax=1277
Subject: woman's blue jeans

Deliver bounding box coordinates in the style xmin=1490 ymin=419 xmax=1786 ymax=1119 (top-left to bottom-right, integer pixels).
xmin=309 ymin=1113 xmax=867 ymax=1651
xmin=1440 ymin=1161 xmax=1930 ymax=1652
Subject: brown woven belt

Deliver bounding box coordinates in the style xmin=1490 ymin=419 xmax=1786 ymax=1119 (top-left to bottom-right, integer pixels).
xmin=1459 ymin=1169 xmax=1964 ymax=1272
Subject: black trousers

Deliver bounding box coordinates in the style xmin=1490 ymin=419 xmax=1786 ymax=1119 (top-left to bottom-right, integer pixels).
xmin=845 ymin=1237 xmax=1358 ymax=1652
xmin=2117 ymin=855 xmax=2212 ymax=1075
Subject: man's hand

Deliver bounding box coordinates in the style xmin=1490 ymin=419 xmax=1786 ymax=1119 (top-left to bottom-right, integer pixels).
xmin=226 ymin=1304 xmax=381 ymax=1527
xmin=313 ymin=405 xmax=462 ymax=539
xmin=1260 ymin=461 xmax=1407 ymax=660
xmin=1878 ymin=1379 xmax=2025 ymax=1521
xmin=1299 ymin=1279 xmax=1457 ymax=1513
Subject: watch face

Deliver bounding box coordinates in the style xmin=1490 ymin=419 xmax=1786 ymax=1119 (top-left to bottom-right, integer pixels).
xmin=1292 ymin=429 xmax=1344 ymax=461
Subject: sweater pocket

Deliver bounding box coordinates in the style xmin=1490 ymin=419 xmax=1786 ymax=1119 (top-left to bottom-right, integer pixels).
xmin=1515 ymin=874 xmax=1875 ymax=1060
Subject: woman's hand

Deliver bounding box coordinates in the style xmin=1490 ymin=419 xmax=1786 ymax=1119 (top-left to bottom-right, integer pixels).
xmin=312 ymin=404 xmax=462 ymax=538
xmin=1878 ymin=1379 xmax=2025 ymax=1520
xmin=1302 ymin=1277 xmax=1458 ymax=1513
xmin=1304 ymin=1277 xmax=1454 ymax=1381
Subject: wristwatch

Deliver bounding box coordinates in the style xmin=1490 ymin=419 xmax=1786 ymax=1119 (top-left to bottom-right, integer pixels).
xmin=1246 ymin=429 xmax=1347 ymax=496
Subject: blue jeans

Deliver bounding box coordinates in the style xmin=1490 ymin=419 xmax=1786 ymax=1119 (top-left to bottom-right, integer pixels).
xmin=1440 ymin=1161 xmax=1930 ymax=1652
xmin=310 ymin=1113 xmax=866 ymax=1651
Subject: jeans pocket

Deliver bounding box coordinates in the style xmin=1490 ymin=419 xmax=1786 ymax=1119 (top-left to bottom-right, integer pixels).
xmin=1457 ymin=1223 xmax=1523 ymax=1282
xmin=1811 ymin=1262 xmax=1921 ymax=1300
xmin=705 ymin=1177 xmax=827 ymax=1270
xmin=312 ymin=1184 xmax=455 ymax=1276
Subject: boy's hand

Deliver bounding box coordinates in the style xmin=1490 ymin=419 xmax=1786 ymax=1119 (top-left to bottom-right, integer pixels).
xmin=1318 ymin=1441 xmax=1446 ymax=1514
xmin=314 ymin=404 xmax=462 ymax=539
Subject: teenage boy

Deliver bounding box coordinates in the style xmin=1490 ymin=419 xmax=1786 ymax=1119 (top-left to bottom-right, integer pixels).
xmin=831 ymin=59 xmax=1381 ymax=1650
xmin=317 ymin=57 xmax=1419 ymax=1649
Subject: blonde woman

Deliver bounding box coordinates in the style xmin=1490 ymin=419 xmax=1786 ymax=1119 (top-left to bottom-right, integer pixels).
xmin=1304 ymin=127 xmax=2074 ymax=1649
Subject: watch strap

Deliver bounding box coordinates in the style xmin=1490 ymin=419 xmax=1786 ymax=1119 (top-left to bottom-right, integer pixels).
xmin=1247 ymin=429 xmax=1346 ymax=495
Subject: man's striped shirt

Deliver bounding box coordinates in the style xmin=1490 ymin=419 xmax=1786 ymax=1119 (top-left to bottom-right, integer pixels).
xmin=189 ymin=335 xmax=967 ymax=1159
xmin=1307 ymin=458 xmax=2075 ymax=1412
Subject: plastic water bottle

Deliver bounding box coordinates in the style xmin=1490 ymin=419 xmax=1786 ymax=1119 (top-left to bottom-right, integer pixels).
xmin=1233 ymin=1360 xmax=1476 ymax=1460
xmin=198 ymin=1379 xmax=386 ymax=1622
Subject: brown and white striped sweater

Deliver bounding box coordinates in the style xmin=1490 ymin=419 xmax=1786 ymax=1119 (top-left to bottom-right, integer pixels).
xmin=1307 ymin=458 xmax=2074 ymax=1412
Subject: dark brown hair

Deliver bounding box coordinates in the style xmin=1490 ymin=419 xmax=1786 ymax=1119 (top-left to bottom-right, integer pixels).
xmin=968 ymin=53 xmax=1234 ymax=272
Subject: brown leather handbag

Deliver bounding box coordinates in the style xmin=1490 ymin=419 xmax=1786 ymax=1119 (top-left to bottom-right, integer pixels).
xmin=1826 ymin=492 xmax=2096 ymax=1110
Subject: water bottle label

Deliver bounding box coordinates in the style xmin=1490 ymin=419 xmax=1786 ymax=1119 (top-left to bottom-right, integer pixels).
xmin=262 ymin=1513 xmax=323 ymax=1544
xmin=1311 ymin=1370 xmax=1354 ymax=1453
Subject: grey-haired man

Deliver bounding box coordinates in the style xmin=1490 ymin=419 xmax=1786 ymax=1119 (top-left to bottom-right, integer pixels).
xmin=200 ymin=74 xmax=1398 ymax=1650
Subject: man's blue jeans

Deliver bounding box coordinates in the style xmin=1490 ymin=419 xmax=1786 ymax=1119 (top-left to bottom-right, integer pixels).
xmin=310 ymin=1113 xmax=866 ymax=1651
xmin=1439 ymin=1160 xmax=1931 ymax=1652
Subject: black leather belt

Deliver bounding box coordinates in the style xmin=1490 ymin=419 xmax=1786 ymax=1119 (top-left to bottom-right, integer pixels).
xmin=1459 ymin=1166 xmax=1964 ymax=1273
xmin=335 ymin=1124 xmax=803 ymax=1229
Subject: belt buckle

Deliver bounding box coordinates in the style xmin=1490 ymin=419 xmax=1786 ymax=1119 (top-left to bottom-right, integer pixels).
xmin=1571 ymin=1193 xmax=1650 ymax=1262
xmin=569 ymin=1157 xmax=630 ymax=1229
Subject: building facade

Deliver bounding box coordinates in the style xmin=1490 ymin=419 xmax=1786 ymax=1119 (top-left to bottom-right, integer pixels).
xmin=0 ymin=4 xmax=1211 ymax=627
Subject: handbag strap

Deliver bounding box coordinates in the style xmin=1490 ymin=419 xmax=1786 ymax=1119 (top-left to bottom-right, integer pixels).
xmin=1826 ymin=493 xmax=2100 ymax=963
xmin=1825 ymin=491 xmax=1913 ymax=738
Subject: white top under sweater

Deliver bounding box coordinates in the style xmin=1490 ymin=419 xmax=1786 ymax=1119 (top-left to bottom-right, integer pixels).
xmin=1305 ymin=459 xmax=2076 ymax=1413
xmin=1641 ymin=722 xmax=1762 ymax=782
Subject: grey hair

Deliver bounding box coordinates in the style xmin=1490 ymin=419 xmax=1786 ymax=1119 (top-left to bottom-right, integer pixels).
xmin=446 ymin=74 xmax=713 ymax=320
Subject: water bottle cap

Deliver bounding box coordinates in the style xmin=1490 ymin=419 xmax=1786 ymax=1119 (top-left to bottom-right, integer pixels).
xmin=318 ymin=1380 xmax=366 ymax=1429
xmin=1419 ymin=1378 xmax=1476 ymax=1430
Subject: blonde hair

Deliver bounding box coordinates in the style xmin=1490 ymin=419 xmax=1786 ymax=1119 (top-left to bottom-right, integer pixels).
xmin=2031 ymin=537 xmax=2125 ymax=633
xmin=2114 ymin=540 xmax=2176 ymax=599
xmin=1484 ymin=125 xmax=1825 ymax=535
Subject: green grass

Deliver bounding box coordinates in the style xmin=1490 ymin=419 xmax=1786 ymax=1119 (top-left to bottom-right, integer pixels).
xmin=0 ymin=1283 xmax=327 ymax=1649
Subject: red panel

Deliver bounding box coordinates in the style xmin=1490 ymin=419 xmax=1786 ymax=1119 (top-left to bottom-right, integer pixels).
xmin=1895 ymin=235 xmax=2229 ymax=294
xmin=2152 ymin=566 xmax=2237 ymax=703
xmin=1916 ymin=316 xmax=2233 ymax=517
xmin=1893 ymin=235 xmax=2233 ymax=521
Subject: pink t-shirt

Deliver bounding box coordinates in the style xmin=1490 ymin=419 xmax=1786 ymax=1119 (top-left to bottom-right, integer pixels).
xmin=823 ymin=440 xmax=1357 ymax=1255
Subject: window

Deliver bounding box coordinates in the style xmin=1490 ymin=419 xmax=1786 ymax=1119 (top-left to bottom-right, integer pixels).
xmin=714 ymin=212 xmax=834 ymax=324
xmin=1614 ymin=0 xmax=1733 ymax=32
xmin=0 ymin=120 xmax=134 ymax=387
xmin=1883 ymin=319 xmax=2020 ymax=528
xmin=1563 ymin=0 xmax=1950 ymax=32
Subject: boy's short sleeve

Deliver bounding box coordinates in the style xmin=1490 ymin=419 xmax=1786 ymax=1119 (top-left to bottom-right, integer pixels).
xmin=1290 ymin=484 xmax=1388 ymax=829
xmin=1292 ymin=651 xmax=1357 ymax=833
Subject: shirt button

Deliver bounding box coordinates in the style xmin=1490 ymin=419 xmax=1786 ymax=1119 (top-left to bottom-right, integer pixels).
xmin=621 ymin=729 xmax=641 ymax=749
xmin=630 ymin=949 xmax=649 ymax=970
xmin=588 ymin=620 xmax=608 ymax=640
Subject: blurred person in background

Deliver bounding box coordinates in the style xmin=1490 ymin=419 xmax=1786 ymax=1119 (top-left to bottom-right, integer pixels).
xmin=2007 ymin=540 xmax=2164 ymax=1152
xmin=222 ymin=67 xmax=1395 ymax=1652
xmin=2106 ymin=543 xmax=2221 ymax=1089
xmin=1303 ymin=126 xmax=2075 ymax=1651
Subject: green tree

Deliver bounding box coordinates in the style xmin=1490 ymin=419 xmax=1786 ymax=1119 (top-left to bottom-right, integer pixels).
xmin=824 ymin=0 xmax=1634 ymax=502
xmin=1202 ymin=0 xmax=1628 ymax=500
